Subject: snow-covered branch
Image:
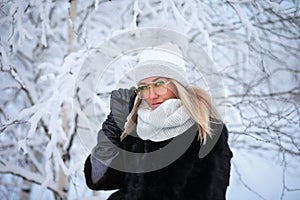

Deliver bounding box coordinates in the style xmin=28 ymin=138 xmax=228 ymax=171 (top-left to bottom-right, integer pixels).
xmin=0 ymin=163 xmax=67 ymax=199
xmin=0 ymin=0 xmax=299 ymax=199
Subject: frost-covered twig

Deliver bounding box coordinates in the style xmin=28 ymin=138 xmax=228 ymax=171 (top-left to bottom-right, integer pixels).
xmin=0 ymin=163 xmax=67 ymax=199
xmin=0 ymin=120 xmax=27 ymax=133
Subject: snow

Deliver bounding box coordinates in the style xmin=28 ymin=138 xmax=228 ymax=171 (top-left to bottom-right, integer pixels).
xmin=0 ymin=0 xmax=299 ymax=199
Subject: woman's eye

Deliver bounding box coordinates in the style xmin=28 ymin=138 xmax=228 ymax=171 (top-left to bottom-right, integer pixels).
xmin=154 ymin=81 xmax=165 ymax=87
xmin=138 ymin=85 xmax=149 ymax=91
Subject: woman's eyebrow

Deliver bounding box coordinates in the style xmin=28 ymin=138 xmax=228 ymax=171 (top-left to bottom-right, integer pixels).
xmin=138 ymin=77 xmax=167 ymax=85
xmin=138 ymin=82 xmax=148 ymax=85
xmin=153 ymin=77 xmax=163 ymax=82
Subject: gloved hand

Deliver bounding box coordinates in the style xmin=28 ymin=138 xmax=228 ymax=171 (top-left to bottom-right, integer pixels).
xmin=103 ymin=87 xmax=137 ymax=144
xmin=84 ymin=87 xmax=136 ymax=190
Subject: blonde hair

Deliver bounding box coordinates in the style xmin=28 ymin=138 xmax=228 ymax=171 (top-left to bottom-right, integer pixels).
xmin=121 ymin=79 xmax=221 ymax=144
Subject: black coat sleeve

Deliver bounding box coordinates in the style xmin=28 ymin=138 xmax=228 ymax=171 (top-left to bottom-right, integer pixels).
xmin=84 ymin=88 xmax=136 ymax=190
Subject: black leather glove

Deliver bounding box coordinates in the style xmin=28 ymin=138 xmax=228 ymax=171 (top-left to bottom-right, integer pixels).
xmin=84 ymin=87 xmax=136 ymax=190
xmin=103 ymin=87 xmax=136 ymax=144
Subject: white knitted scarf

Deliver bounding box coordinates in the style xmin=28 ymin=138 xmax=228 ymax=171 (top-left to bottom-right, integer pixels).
xmin=137 ymin=99 xmax=195 ymax=142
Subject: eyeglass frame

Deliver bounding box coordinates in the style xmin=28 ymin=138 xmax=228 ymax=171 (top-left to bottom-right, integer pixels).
xmin=135 ymin=80 xmax=171 ymax=99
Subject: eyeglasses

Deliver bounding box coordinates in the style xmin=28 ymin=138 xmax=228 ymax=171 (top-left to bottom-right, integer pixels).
xmin=135 ymin=80 xmax=171 ymax=99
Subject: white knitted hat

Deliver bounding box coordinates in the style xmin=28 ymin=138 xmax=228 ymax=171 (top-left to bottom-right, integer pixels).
xmin=133 ymin=43 xmax=189 ymax=86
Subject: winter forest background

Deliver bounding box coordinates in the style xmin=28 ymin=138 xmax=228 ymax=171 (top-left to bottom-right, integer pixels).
xmin=0 ymin=0 xmax=299 ymax=199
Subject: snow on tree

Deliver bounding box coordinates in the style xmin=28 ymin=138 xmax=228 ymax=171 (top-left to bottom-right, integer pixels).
xmin=0 ymin=0 xmax=299 ymax=199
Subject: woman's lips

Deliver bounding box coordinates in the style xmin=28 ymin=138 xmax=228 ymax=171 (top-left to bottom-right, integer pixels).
xmin=152 ymin=102 xmax=163 ymax=108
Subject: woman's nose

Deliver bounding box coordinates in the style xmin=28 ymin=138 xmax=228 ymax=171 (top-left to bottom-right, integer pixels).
xmin=148 ymin=87 xmax=158 ymax=99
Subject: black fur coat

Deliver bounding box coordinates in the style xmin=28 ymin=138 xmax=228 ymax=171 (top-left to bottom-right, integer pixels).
xmin=84 ymin=88 xmax=233 ymax=200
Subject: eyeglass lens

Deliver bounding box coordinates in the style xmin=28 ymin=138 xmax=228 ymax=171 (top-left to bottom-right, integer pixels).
xmin=137 ymin=81 xmax=169 ymax=99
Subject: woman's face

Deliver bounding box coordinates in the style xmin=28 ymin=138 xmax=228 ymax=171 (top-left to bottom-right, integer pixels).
xmin=138 ymin=76 xmax=178 ymax=109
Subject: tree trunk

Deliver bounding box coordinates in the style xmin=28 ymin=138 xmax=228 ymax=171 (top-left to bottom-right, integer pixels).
xmin=57 ymin=0 xmax=77 ymax=198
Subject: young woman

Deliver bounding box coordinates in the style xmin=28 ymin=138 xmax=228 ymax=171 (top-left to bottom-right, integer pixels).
xmin=84 ymin=43 xmax=233 ymax=200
